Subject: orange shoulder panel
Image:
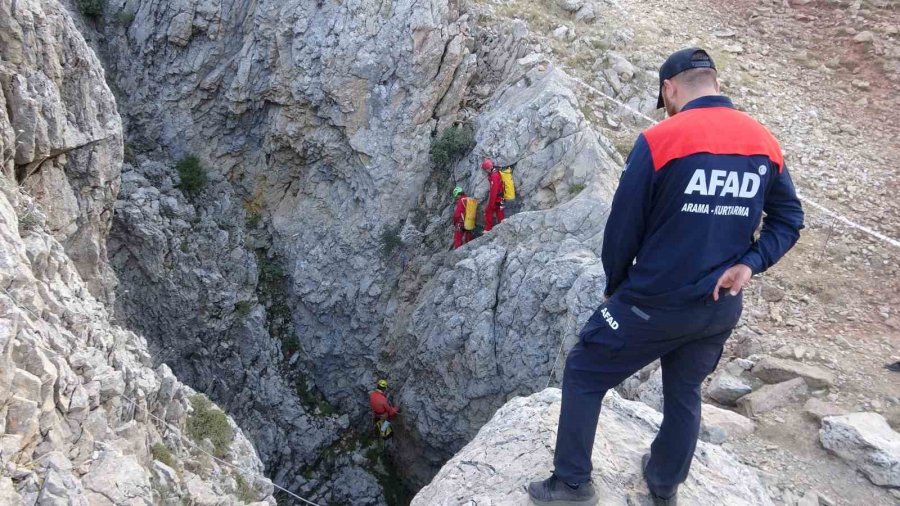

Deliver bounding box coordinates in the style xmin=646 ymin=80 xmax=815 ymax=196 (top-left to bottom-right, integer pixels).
xmin=642 ymin=107 xmax=783 ymax=172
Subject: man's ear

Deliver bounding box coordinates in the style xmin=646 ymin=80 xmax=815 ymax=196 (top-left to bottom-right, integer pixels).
xmin=714 ymin=79 xmax=721 ymax=93
xmin=663 ymin=79 xmax=675 ymax=100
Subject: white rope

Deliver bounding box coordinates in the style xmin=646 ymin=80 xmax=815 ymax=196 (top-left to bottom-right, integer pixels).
xmin=565 ymin=73 xmax=900 ymax=250
xmin=0 ymin=286 xmax=322 ymax=506
xmin=546 ymin=336 xmax=566 ymax=388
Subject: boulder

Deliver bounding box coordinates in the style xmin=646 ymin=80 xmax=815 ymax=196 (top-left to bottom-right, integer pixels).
xmin=701 ymin=404 xmax=756 ymax=444
xmin=737 ymin=378 xmax=809 ymax=418
xmin=819 ymin=413 xmax=900 ymax=487
xmin=751 ymin=356 xmax=835 ymax=388
xmin=708 ymin=370 xmax=753 ymax=405
xmin=556 ymin=0 xmax=584 ymax=12
xmin=412 ymin=389 xmax=773 ymax=505
xmin=803 ymin=398 xmax=845 ymax=422
xmin=853 ymin=31 xmax=875 ymax=43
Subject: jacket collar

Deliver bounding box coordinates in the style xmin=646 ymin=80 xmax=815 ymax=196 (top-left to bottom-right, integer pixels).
xmin=680 ymin=95 xmax=735 ymax=112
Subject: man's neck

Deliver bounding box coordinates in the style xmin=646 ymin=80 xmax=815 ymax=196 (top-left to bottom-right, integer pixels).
xmin=676 ymin=90 xmax=720 ymax=112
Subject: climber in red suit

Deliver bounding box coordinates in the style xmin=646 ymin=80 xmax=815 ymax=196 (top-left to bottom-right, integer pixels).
xmin=369 ymin=379 xmax=399 ymax=421
xmin=452 ymin=186 xmax=472 ymax=249
xmin=482 ymin=158 xmax=504 ymax=232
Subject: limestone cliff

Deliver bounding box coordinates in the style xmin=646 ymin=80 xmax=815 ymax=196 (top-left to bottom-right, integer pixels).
xmin=86 ymin=0 xmax=625 ymax=490
xmin=0 ymin=0 xmax=274 ymax=503
xmin=67 ymin=0 xmax=623 ymax=496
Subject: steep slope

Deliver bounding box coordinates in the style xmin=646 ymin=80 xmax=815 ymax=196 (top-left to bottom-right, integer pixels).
xmin=0 ymin=0 xmax=274 ymax=503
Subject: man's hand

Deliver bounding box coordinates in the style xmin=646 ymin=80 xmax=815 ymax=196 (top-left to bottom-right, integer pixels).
xmin=712 ymin=264 xmax=753 ymax=301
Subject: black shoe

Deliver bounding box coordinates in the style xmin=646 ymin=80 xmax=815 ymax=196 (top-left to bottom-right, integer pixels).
xmin=885 ymin=361 xmax=900 ymax=372
xmin=642 ymin=454 xmax=679 ymax=506
xmin=527 ymin=474 xmax=597 ymax=506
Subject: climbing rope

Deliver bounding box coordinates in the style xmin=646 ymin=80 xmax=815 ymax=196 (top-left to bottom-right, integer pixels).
xmin=0 ymin=286 xmax=323 ymax=506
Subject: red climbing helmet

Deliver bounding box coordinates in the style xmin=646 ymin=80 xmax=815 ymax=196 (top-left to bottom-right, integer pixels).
xmin=481 ymin=159 xmax=494 ymax=171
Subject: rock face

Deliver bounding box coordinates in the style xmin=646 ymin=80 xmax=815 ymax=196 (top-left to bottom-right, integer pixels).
xmin=0 ymin=0 xmax=122 ymax=303
xmin=88 ymin=0 xmax=621 ymax=490
xmin=819 ymin=413 xmax=900 ymax=487
xmin=392 ymin=59 xmax=619 ymax=484
xmin=88 ymin=0 xmax=481 ymax=497
xmin=0 ymin=0 xmax=273 ymax=503
xmin=412 ymin=388 xmax=773 ymax=505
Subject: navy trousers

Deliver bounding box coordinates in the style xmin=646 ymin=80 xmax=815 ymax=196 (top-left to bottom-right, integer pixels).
xmin=553 ymin=290 xmax=743 ymax=497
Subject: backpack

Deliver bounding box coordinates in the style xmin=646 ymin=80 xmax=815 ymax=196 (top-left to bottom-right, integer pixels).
xmin=500 ymin=168 xmax=516 ymax=200
xmin=463 ymin=198 xmax=478 ymax=231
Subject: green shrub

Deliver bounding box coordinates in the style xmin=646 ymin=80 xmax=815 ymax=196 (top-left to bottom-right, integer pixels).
xmin=122 ymin=142 xmax=136 ymax=165
xmin=187 ymin=395 xmax=233 ymax=457
xmin=234 ymin=474 xmax=256 ymax=502
xmin=176 ymin=155 xmax=208 ymax=199
xmin=245 ymin=211 xmax=262 ymax=229
xmin=234 ymin=301 xmax=253 ymax=317
xmin=77 ymin=0 xmax=105 ymax=18
xmin=430 ymin=125 xmax=474 ymax=169
xmin=379 ymin=225 xmax=402 ymax=258
xmin=281 ymin=333 xmax=299 ymax=357
xmin=569 ymin=183 xmax=586 ymax=195
xmin=151 ymin=443 xmax=177 ymax=469
xmin=118 ymin=10 xmax=136 ymax=26
xmin=17 ymin=211 xmax=40 ymax=233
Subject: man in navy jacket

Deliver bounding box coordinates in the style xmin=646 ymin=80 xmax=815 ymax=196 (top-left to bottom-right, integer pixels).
xmin=528 ymin=48 xmax=804 ymax=506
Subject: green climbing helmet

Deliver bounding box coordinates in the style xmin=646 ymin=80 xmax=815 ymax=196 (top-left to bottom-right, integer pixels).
xmin=377 ymin=379 xmax=388 ymax=390
xmin=452 ymin=186 xmax=464 ymax=198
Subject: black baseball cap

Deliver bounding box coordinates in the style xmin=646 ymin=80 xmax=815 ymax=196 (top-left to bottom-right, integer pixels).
xmin=656 ymin=48 xmax=716 ymax=108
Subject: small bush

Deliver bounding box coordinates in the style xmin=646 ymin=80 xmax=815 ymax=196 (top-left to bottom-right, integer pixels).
xmin=122 ymin=142 xmax=136 ymax=165
xmin=77 ymin=0 xmax=105 ymax=18
xmin=569 ymin=183 xmax=586 ymax=195
xmin=245 ymin=211 xmax=261 ymax=229
xmin=234 ymin=474 xmax=256 ymax=502
xmin=176 ymin=155 xmax=208 ymax=199
xmin=380 ymin=225 xmax=402 ymax=258
xmin=187 ymin=395 xmax=233 ymax=458
xmin=243 ymin=191 xmax=264 ymax=229
xmin=430 ymin=125 xmax=474 ymax=169
xmin=295 ymin=376 xmax=336 ymax=417
xmin=281 ymin=333 xmax=299 ymax=357
xmin=17 ymin=211 xmax=40 ymax=233
xmin=118 ymin=10 xmax=136 ymax=26
xmin=151 ymin=443 xmax=177 ymax=469
xmin=234 ymin=301 xmax=253 ymax=317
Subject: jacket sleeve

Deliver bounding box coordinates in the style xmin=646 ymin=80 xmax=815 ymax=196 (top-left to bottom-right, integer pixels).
xmin=489 ymin=173 xmax=502 ymax=203
xmin=601 ymin=134 xmax=654 ymax=296
xmin=738 ymin=164 xmax=805 ymax=274
xmin=453 ymin=200 xmax=464 ymax=225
